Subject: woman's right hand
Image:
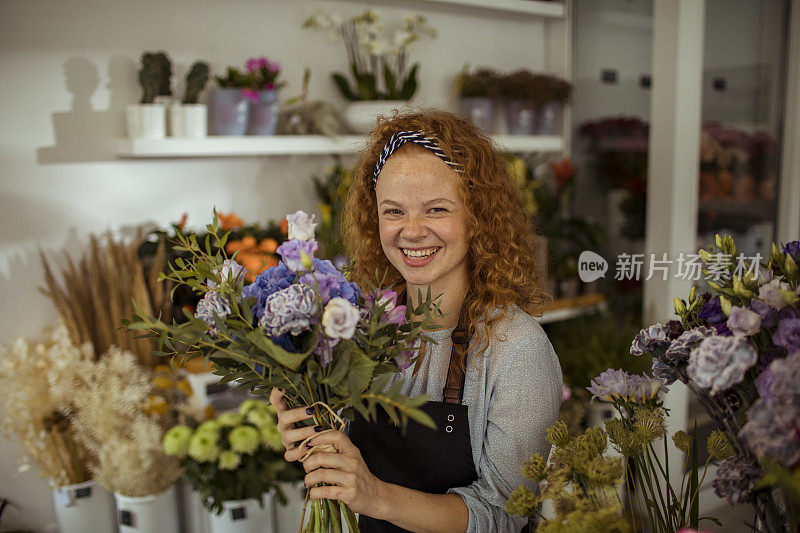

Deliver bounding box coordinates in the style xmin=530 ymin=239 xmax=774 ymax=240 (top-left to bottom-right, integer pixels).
xmin=269 ymin=388 xmax=322 ymax=462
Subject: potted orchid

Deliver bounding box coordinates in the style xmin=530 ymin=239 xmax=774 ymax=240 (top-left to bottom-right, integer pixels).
xmin=127 ymin=51 xmax=171 ymax=139
xmin=303 ymin=9 xmax=436 ymax=133
xmin=170 ymin=61 xmax=210 ymax=138
xmin=126 ymin=209 xmax=440 ymax=533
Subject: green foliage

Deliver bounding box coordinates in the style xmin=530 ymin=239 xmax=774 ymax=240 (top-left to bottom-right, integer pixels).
xmin=183 ymin=61 xmax=210 ymax=104
xmin=138 ymin=51 xmax=172 ymax=104
xmin=312 ymin=161 xmax=352 ymax=259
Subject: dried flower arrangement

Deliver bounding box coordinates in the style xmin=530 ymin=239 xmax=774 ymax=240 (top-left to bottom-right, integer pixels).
xmin=39 ymin=231 xmax=166 ymax=368
xmin=498 ymin=70 xmax=571 ymax=104
xmin=70 ymin=348 xmax=185 ymax=497
xmin=455 ymin=67 xmax=500 ymax=99
xmin=0 ymin=325 xmax=96 ymax=487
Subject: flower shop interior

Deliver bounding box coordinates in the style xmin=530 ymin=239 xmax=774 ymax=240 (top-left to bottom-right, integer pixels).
xmin=1 ymin=0 xmax=799 ymax=532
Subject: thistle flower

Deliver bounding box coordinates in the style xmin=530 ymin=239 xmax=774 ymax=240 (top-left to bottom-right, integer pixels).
xmin=188 ymin=431 xmax=221 ymax=463
xmin=229 ymin=425 xmax=260 ymax=454
xmin=584 ymin=455 xmax=624 ymax=486
xmin=546 ymin=420 xmax=571 ymax=448
xmin=522 ymin=453 xmax=547 ymax=482
xmin=218 ymin=450 xmax=242 ymax=471
xmin=672 ymin=430 xmax=693 ymax=452
xmin=706 ymin=429 xmax=735 ymax=460
xmin=582 ymin=426 xmax=608 ymax=457
xmin=162 ymin=425 xmax=193 ymax=458
xmin=606 ymin=418 xmax=642 ymax=457
xmin=586 ymin=369 xmax=629 ymax=400
xmin=505 ymin=485 xmax=539 ymax=516
xmin=217 ymin=412 xmax=244 ymax=427
xmin=633 ymin=407 xmax=667 ymax=444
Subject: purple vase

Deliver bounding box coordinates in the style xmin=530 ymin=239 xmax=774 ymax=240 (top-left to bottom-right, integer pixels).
xmin=505 ymin=100 xmax=537 ymax=135
xmin=536 ymin=101 xmax=563 ymax=135
xmin=210 ymin=88 xmax=250 ymax=135
xmin=247 ymin=90 xmax=279 ymax=135
xmin=459 ymin=97 xmax=496 ymax=132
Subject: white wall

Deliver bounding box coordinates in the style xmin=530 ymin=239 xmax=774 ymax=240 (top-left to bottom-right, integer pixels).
xmin=0 ymin=1 xmax=552 ymax=530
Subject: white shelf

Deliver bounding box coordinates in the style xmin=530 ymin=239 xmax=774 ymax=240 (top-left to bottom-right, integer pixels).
xmin=420 ymin=0 xmax=564 ymax=17
xmin=116 ymin=135 xmax=563 ymax=158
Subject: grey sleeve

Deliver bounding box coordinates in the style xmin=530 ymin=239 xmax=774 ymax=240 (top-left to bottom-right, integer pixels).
xmin=447 ymin=325 xmax=562 ymax=532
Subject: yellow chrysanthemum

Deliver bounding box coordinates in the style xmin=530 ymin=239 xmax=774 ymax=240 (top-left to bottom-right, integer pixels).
xmin=188 ymin=431 xmax=220 ymax=463
xmin=218 ymin=450 xmax=242 ymax=471
xmin=260 ymin=424 xmax=284 ymax=452
xmin=197 ymin=420 xmax=222 ymax=435
xmin=163 ymin=425 xmax=193 ymax=458
xmin=228 ymin=425 xmax=260 ymax=454
xmin=246 ymin=409 xmax=275 ymax=428
xmin=217 ymin=412 xmax=244 ymax=427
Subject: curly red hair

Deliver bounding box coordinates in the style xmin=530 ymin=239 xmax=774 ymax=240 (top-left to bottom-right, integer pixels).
xmin=343 ymin=109 xmax=551 ymax=364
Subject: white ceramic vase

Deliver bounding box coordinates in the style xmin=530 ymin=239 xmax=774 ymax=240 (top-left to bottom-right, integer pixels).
xmin=51 ymin=480 xmax=116 ymax=533
xmin=344 ymin=100 xmax=409 ymax=134
xmin=170 ymin=103 xmax=208 ymax=137
xmin=115 ymin=485 xmax=179 ymax=532
xmin=126 ymin=103 xmax=166 ymax=139
xmin=273 ymin=481 xmax=309 ymax=533
xmin=207 ymin=491 xmax=275 ymax=533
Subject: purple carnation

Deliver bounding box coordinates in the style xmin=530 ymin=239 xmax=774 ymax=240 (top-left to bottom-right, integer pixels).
xmin=276 ymin=239 xmax=319 ymax=273
xmin=652 ymin=361 xmax=678 ymax=385
xmin=664 ymin=326 xmax=715 ymax=365
xmin=783 ymin=241 xmax=800 ymax=264
xmin=242 ymin=261 xmax=294 ymax=322
xmin=259 ymin=284 xmax=317 ymax=337
xmin=739 ymin=397 xmax=800 ymax=467
xmin=712 ymin=455 xmax=763 ymax=506
xmin=769 ymin=351 xmax=800 ymax=402
xmin=194 ymin=291 xmax=231 ymax=334
xmin=754 ymin=370 xmax=777 ymax=401
xmin=750 ymin=299 xmax=777 ymax=328
xmin=630 ymin=323 xmax=670 ymax=356
xmin=700 ymin=296 xmax=732 ymax=336
xmin=687 ymin=335 xmax=757 ymax=393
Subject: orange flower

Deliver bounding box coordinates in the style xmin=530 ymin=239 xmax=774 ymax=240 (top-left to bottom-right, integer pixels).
xmin=280 ymin=218 xmax=289 ymax=235
xmin=177 ymin=213 xmax=188 ymax=230
xmin=226 ymin=236 xmax=257 ymax=254
xmin=218 ymin=211 xmax=244 ymax=231
xmin=551 ymin=158 xmax=577 ymax=192
xmin=259 ymin=238 xmax=279 ymax=253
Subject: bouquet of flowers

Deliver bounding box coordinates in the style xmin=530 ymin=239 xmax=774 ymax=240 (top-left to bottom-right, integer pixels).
xmin=629 ymin=235 xmax=800 ymax=532
xmin=126 ymin=210 xmax=439 ymax=533
xmin=163 ymin=399 xmax=300 ymax=514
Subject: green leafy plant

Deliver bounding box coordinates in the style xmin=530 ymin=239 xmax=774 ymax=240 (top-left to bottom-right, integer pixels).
xmin=312 ymin=160 xmax=353 ymax=260
xmin=183 ymin=61 xmax=210 ymax=104
xmin=163 ymin=400 xmax=301 ymax=514
xmin=304 ymin=10 xmax=436 ymax=101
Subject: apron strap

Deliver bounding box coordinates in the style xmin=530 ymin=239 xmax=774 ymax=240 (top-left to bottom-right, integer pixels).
xmin=443 ymin=300 xmax=470 ymax=405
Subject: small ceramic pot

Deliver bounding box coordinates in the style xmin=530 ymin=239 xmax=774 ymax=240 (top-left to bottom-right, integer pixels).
xmin=51 ymin=480 xmax=116 ymax=533
xmin=536 ymin=101 xmax=563 ymax=135
xmin=170 ymin=103 xmax=208 ymax=137
xmin=115 ymin=486 xmax=179 ymax=533
xmin=210 ymin=89 xmax=250 ymax=135
xmin=126 ymin=103 xmax=166 ymax=139
xmin=344 ymin=100 xmax=409 ymax=134
xmin=247 ymin=90 xmax=279 ymax=135
xmin=504 ymin=100 xmax=537 ymax=135
xmin=459 ymin=97 xmax=496 ymax=132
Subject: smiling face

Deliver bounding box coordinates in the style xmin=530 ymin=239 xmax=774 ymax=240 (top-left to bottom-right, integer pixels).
xmin=374 ymin=145 xmax=470 ymax=297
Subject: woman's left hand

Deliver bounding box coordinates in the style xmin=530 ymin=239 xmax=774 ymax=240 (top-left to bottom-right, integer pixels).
xmin=302 ymin=429 xmax=386 ymax=519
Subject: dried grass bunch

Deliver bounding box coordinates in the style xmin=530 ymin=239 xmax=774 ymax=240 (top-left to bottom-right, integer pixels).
xmin=71 ymin=347 xmax=182 ymax=497
xmin=39 ymin=231 xmax=169 ymax=368
xmin=0 ymin=324 xmax=96 ymax=487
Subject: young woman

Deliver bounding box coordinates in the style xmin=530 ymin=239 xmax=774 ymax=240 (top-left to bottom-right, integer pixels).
xmin=270 ymin=110 xmax=562 ymax=532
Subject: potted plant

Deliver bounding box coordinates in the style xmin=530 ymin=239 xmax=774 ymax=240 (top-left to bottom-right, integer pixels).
xmin=211 ymin=65 xmax=254 ymax=136
xmin=497 ymin=69 xmax=545 ymax=135
xmin=163 ymin=400 xmax=299 ymax=533
xmin=536 ymin=74 xmax=571 ymax=135
xmin=170 ymin=61 xmax=210 ymax=138
xmin=455 ymin=66 xmax=500 ymax=132
xmin=126 ymin=51 xmax=171 ymax=139
xmin=244 ymin=56 xmax=286 ymax=136
xmin=304 ymin=9 xmax=436 ymax=133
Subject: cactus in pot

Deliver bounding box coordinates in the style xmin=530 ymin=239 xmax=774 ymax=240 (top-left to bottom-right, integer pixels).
xmin=183 ymin=61 xmax=210 ymax=104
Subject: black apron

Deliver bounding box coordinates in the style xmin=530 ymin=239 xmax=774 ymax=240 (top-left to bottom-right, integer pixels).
xmin=348 ymin=319 xmax=478 ymax=532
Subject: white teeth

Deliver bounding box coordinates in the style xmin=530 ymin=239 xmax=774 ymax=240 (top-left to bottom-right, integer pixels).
xmin=402 ymin=247 xmax=439 ymax=259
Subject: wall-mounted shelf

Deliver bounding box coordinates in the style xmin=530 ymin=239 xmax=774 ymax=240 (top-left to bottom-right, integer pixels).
xmin=418 ymin=0 xmax=564 ymax=18
xmin=116 ymin=135 xmax=563 ymax=158
xmin=538 ymin=293 xmax=607 ymax=324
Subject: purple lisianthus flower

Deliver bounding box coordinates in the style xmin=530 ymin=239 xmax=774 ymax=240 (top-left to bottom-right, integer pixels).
xmin=259 ymin=284 xmax=317 ymax=337
xmin=750 ymin=299 xmax=777 ymax=328
xmin=394 ymin=349 xmax=414 ymax=372
xmin=242 ymin=261 xmax=294 ymax=322
xmin=313 ymin=334 xmax=339 ymax=368
xmin=687 ymin=335 xmax=758 ymax=393
xmin=627 ymin=373 xmax=669 ymax=398
xmin=712 ymin=455 xmax=763 ymax=506
xmin=276 ymin=239 xmax=318 ymax=273
xmin=783 ymin=241 xmax=800 ymax=264
xmin=286 ymin=210 xmax=317 ymax=241
xmin=300 ymin=271 xmax=343 ymax=304
xmin=587 ymin=369 xmax=631 ymax=400
xmin=208 ymin=259 xmax=247 ymax=289
xmin=652 ymin=361 xmax=678 ymax=385
xmin=384 ymin=305 xmax=407 ymax=325
xmin=664 ymin=326 xmax=716 ymax=365
xmin=699 ymin=296 xmax=732 ymax=336
xmin=727 ymin=306 xmax=761 ymax=337
xmin=754 ymin=370 xmax=777 ymax=401
xmin=312 ymin=259 xmax=361 ymax=304
xmin=769 ymin=351 xmax=800 ymax=402
xmin=630 ymin=323 xmax=670 ymax=356
xmin=194 ymin=291 xmax=231 ymax=334
xmin=758 ymin=277 xmax=790 ymax=310
xmin=332 ymin=254 xmax=349 ymax=270
xmin=366 ymin=288 xmax=407 ymax=325
xmin=739 ymin=397 xmax=800 ymax=467
xmin=773 ymin=318 xmax=800 ymax=352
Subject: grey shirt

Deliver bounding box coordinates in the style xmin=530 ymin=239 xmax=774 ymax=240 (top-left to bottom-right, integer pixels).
xmin=387 ymin=306 xmax=562 ymax=532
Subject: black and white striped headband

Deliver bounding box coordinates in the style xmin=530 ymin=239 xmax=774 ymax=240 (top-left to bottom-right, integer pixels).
xmin=372 ymin=130 xmax=462 ymax=188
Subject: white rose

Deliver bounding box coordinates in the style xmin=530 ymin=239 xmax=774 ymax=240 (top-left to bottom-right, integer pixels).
xmin=322 ymin=297 xmax=360 ymax=339
xmin=286 ymin=210 xmax=317 ymax=241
